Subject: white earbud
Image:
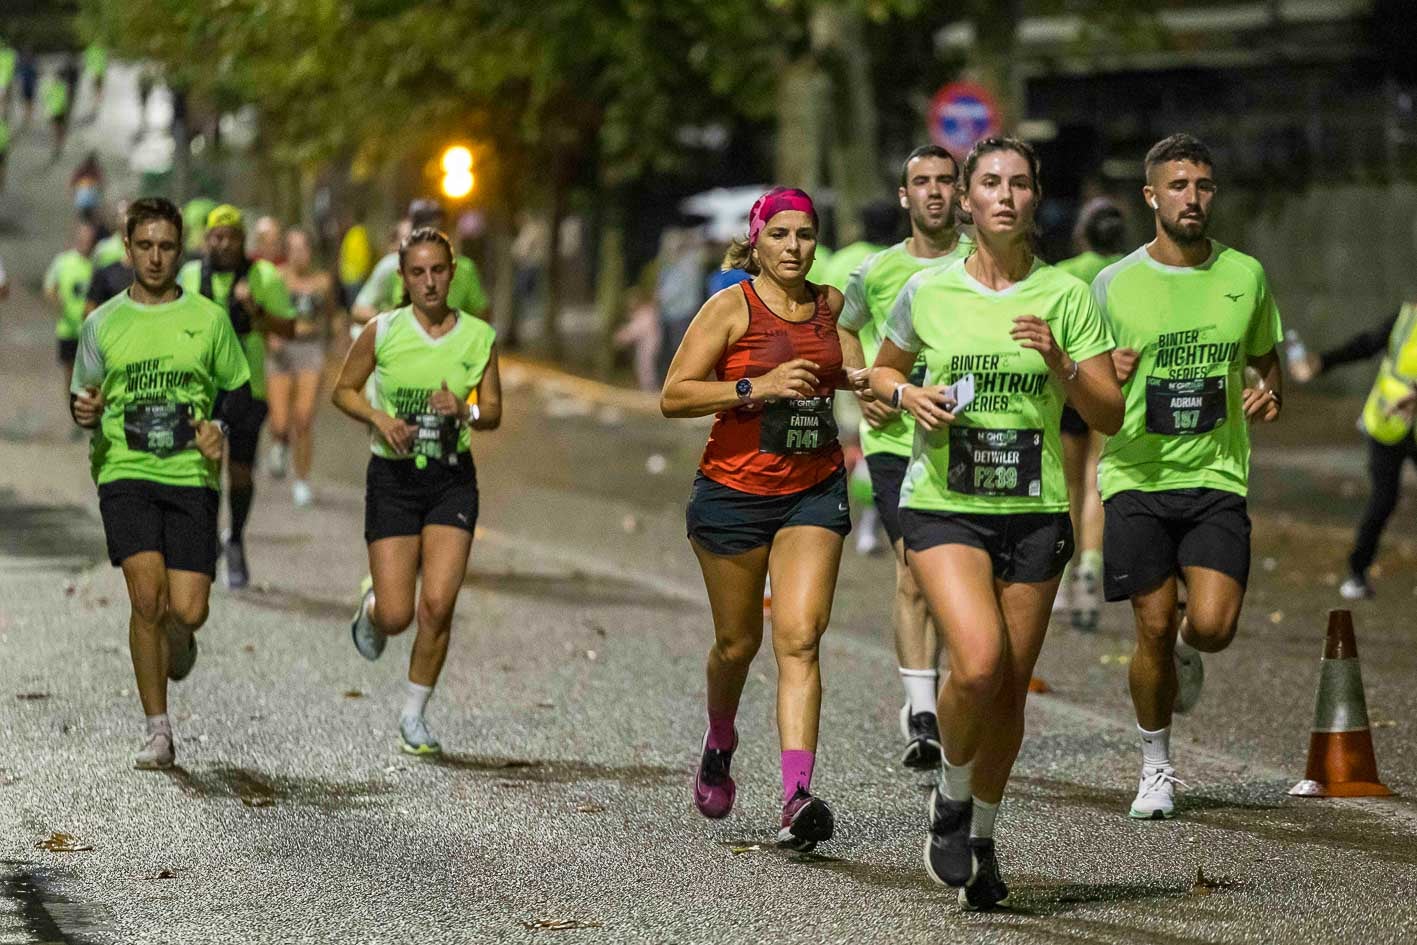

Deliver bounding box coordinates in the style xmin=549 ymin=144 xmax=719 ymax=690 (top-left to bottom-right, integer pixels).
xmin=1149 ymin=197 xmax=1159 ymax=210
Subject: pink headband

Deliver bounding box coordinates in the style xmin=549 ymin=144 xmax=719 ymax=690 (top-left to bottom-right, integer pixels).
xmin=747 ymin=187 xmax=817 ymax=246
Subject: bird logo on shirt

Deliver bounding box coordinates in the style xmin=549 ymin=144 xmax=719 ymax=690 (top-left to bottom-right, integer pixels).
xmin=1224 ymin=292 xmax=1244 ymax=302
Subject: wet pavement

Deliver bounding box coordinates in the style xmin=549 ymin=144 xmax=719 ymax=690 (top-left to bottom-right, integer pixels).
xmin=3 ymin=68 xmax=1417 ymax=945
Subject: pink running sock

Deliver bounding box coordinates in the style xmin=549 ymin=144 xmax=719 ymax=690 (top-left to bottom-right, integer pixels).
xmin=706 ymin=710 xmax=736 ymax=750
xmin=781 ymin=750 xmax=815 ymax=803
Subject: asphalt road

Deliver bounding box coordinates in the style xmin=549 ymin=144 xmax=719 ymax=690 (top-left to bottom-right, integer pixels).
xmin=2 ymin=66 xmax=1417 ymax=945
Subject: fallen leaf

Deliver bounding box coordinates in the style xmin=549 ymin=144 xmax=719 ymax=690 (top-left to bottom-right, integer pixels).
xmin=1188 ymin=865 xmax=1235 ymax=896
xmin=729 ymin=844 xmax=762 ymax=855
xmin=94 ymin=597 xmax=110 ymax=607
xmin=240 ymin=794 xmax=275 ymax=808
xmin=523 ymin=919 xmax=603 ymax=932
xmin=1268 ymin=610 xmax=1284 ymax=624
xmin=575 ymin=802 xmax=606 ymax=814
xmin=1028 ymin=676 xmax=1051 ymax=693
xmin=343 ymin=689 xmax=365 ymax=699
xmin=36 ymin=832 xmax=92 ymax=852
xmin=0 ymin=769 xmax=17 ymax=786
xmin=16 ymin=692 xmax=50 ymax=701
xmin=64 ymin=583 xmax=77 ymax=597
xmin=535 ymin=701 xmax=556 ymax=709
xmin=141 ymin=869 xmax=177 ymax=881
xmin=242 ymin=644 xmax=256 ymax=654
xmin=584 ymin=649 xmax=598 ymax=662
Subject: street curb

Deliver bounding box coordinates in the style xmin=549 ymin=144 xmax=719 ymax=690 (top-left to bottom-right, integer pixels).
xmin=502 ymin=355 xmax=662 ymax=415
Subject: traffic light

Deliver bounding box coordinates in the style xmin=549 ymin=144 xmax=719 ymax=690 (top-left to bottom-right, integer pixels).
xmin=440 ymin=145 xmax=475 ymax=199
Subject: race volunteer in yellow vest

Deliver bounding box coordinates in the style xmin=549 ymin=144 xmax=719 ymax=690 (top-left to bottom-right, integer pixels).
xmin=1295 ymin=305 xmax=1417 ymax=600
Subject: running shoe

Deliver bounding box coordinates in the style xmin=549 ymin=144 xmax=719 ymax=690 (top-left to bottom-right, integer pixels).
xmin=399 ymin=714 xmax=442 ymax=756
xmin=958 ymin=839 xmax=1010 ymax=910
xmin=776 ymin=787 xmax=834 ymax=852
xmin=350 ymin=576 xmax=384 ymax=661
xmin=224 ymin=539 xmax=249 ymax=590
xmin=692 ymin=729 xmax=737 ymax=819
xmin=292 ymin=480 xmax=314 ymax=508
xmin=1339 ymin=575 xmax=1375 ymax=601
xmin=1070 ymin=566 xmax=1101 ymax=633
xmin=1173 ymin=640 xmax=1204 ymax=715
xmin=1128 ymin=764 xmax=1185 ymax=819
xmin=166 ymin=626 xmax=198 ymax=681
xmin=923 ymin=788 xmax=974 ymax=886
xmin=266 ymin=441 xmax=288 ymax=479
xmin=899 ymin=706 xmax=943 ymax=770
xmin=134 ymin=731 xmax=175 ymax=770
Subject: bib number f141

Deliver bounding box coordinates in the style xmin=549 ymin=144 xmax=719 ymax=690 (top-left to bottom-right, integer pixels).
xmin=759 ymin=396 xmax=838 ymax=455
xmin=1145 ymin=375 xmax=1226 ymax=436
xmin=947 ymin=426 xmax=1043 ymax=498
xmin=123 ymin=402 xmax=195 ymax=457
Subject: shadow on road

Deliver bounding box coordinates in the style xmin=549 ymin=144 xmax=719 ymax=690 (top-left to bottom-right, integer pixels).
xmin=163 ymin=765 xmax=391 ymax=810
xmin=425 ymin=752 xmax=680 ymax=786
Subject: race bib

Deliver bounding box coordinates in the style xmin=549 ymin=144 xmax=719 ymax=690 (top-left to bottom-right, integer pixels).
xmin=401 ymin=412 xmax=460 ymax=464
xmin=947 ymin=426 xmax=1043 ymax=498
xmin=1145 ymin=375 xmax=1227 ymax=436
xmin=123 ymin=402 xmax=194 ymax=457
xmin=759 ymin=396 xmax=838 ymax=455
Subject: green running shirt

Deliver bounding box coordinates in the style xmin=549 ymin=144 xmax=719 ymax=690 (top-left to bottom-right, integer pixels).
xmin=840 ymin=235 xmax=974 ymax=457
xmin=177 ymin=259 xmax=294 ymax=400
xmin=71 ymin=289 xmax=251 ymax=488
xmin=1054 ymin=250 xmax=1121 ymax=286
xmin=370 ymin=306 xmax=496 ymax=461
xmin=1094 ymin=242 xmax=1283 ymax=500
xmin=90 ymin=233 xmax=126 ymax=269
xmin=45 ymin=249 xmax=94 ymax=340
xmin=885 ymin=259 xmax=1114 ymax=515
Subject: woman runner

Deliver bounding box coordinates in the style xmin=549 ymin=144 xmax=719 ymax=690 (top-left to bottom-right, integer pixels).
xmin=332 ymin=227 xmax=501 ymax=755
xmin=267 ymin=228 xmax=343 ymax=506
xmin=870 ymin=138 xmax=1122 ymax=908
xmin=662 ymin=187 xmax=864 ymax=852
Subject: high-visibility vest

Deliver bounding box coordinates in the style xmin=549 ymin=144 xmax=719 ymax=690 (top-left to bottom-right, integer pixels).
xmin=1361 ymin=302 xmax=1417 ymax=444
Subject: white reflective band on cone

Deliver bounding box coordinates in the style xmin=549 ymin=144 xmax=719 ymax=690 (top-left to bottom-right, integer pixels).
xmin=1310 ymin=658 xmax=1372 ymax=733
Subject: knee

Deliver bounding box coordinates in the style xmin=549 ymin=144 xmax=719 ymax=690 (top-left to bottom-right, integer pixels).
xmin=772 ymin=616 xmax=829 ymax=664
xmin=373 ymin=601 xmax=414 ymax=636
xmin=1133 ymin=609 xmax=1176 ymax=648
xmin=169 ymin=598 xmax=209 ymax=630
xmin=416 ymin=593 xmax=457 ymax=633
xmin=130 ymin=589 xmax=168 ymax=628
xmin=946 ymin=658 xmax=1005 ymax=703
xmin=713 ymin=632 xmax=761 ymax=667
xmin=1183 ymin=607 xmax=1238 ymax=653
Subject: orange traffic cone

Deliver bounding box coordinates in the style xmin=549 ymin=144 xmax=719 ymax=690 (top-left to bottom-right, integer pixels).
xmin=1289 ymin=610 xmax=1392 ymax=798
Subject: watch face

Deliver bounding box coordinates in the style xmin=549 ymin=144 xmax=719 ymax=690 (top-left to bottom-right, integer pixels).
xmin=736 ymin=378 xmax=752 ymax=398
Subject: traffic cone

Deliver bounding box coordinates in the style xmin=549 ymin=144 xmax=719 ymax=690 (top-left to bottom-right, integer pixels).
xmin=1289 ymin=610 xmax=1392 ymax=798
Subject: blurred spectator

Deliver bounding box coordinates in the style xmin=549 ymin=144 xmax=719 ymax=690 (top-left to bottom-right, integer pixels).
xmin=613 ymin=287 xmax=662 ymax=392
xmin=251 ymin=215 xmax=286 ymax=265
xmin=707 ymin=247 xmax=752 ymax=296
xmin=16 ymin=49 xmax=36 ymax=127
xmin=512 ymin=212 xmax=549 ymax=323
xmin=654 ymin=225 xmax=708 ymax=381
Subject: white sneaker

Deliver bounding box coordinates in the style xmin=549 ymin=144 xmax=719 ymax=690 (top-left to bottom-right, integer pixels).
xmin=350 ymin=576 xmax=384 ymax=661
xmin=399 ymin=714 xmax=442 ymax=756
xmin=1339 ymin=575 xmax=1374 ymax=601
xmin=266 ymin=441 xmax=289 ymax=479
xmin=134 ymin=731 xmax=175 ymax=770
xmin=1128 ymin=764 xmax=1185 ymax=819
xmin=1173 ymin=641 xmax=1205 ymax=715
xmin=1071 ymin=566 xmax=1100 ymax=632
xmin=1052 ymin=568 xmax=1074 ymax=617
xmin=292 ymin=480 xmax=313 ymax=508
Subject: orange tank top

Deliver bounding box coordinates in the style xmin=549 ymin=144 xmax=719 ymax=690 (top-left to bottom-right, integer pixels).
xmin=698 ymin=281 xmax=846 ymax=495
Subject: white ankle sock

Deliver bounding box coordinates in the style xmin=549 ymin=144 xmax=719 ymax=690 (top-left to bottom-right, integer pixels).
xmin=1138 ymin=724 xmax=1171 ymax=768
xmin=940 ymin=757 xmax=973 ymax=802
xmin=145 ymin=714 xmax=171 ymax=736
xmin=970 ymin=797 xmax=1000 ymax=839
xmin=898 ymin=668 xmax=938 ymax=716
xmin=402 ymin=682 xmax=433 ymax=721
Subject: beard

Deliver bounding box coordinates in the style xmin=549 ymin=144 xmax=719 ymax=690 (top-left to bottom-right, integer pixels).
xmin=910 ymin=202 xmax=957 ymax=238
xmin=1159 ymin=212 xmax=1209 ymax=246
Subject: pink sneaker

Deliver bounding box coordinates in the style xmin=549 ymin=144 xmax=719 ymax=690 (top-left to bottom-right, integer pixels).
xmin=692 ymin=729 xmax=736 ymax=819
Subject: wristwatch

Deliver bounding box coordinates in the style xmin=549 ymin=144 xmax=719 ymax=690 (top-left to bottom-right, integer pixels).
xmin=212 ymin=419 xmax=230 ymax=438
xmin=891 ymin=382 xmax=909 ymax=409
xmin=735 ymin=377 xmax=753 ymax=403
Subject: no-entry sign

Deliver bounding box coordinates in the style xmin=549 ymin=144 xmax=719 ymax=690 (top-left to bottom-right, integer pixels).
xmin=929 ymin=82 xmax=1002 ymax=157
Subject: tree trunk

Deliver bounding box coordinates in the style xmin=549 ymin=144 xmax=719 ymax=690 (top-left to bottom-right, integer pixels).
xmin=489 ymin=208 xmax=518 ymax=348
xmin=593 ymin=200 xmax=626 ymax=379
xmin=542 ymin=168 xmax=567 ymax=359
xmin=775 ymin=56 xmax=828 ymax=192
xmin=815 ymin=5 xmax=878 ymax=246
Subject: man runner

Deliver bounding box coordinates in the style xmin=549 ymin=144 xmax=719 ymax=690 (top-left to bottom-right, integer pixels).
xmin=70 ymin=197 xmax=252 ymax=769
xmin=178 ymin=205 xmax=295 ymax=588
xmin=838 ymin=144 xmax=972 ymax=770
xmin=45 ymin=219 xmax=96 ymax=394
xmin=1093 ymin=134 xmax=1283 ymax=820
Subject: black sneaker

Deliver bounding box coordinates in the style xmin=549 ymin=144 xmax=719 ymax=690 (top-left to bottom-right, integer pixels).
xmin=166 ymin=627 xmax=198 ymax=681
xmin=776 ymin=787 xmax=834 ymax=852
xmin=900 ymin=707 xmax=943 ymax=770
xmin=958 ymin=838 xmax=1010 ymax=910
xmin=923 ymin=788 xmax=973 ymax=886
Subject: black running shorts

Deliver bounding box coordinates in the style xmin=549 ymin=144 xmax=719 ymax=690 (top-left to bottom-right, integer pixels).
xmin=97 ymin=479 xmax=220 ymax=576
xmin=865 ymin=451 xmax=909 ymax=546
xmin=900 ymin=508 xmax=1074 ymax=583
xmin=1102 ymin=487 xmax=1251 ymax=602
xmin=686 ymin=468 xmax=851 ymax=557
xmin=1059 ymin=404 xmax=1089 ymax=437
xmin=57 ymin=337 xmax=78 ymax=366
xmin=226 ymin=397 xmax=269 ymax=466
xmin=364 ymin=453 xmax=479 ymax=543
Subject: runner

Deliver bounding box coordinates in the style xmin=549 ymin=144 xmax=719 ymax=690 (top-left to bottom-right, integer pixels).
xmin=351 ymin=199 xmax=488 ymax=328
xmin=40 ymin=69 xmax=70 ymax=161
xmin=68 ymin=197 xmax=252 ymax=769
xmin=0 ymin=40 xmax=15 ymax=117
xmin=1290 ymin=311 xmax=1417 ymax=600
xmin=83 ymin=43 xmax=107 ymax=112
xmin=177 ymin=205 xmax=296 ymax=588
xmin=838 ymin=144 xmax=972 ymax=771
xmin=267 ymin=227 xmax=342 ymax=506
xmin=332 ymin=227 xmax=501 ymax=756
xmin=869 ymin=137 xmax=1121 ymax=908
xmin=1053 ymin=199 xmax=1128 ymax=631
xmin=45 ymin=219 xmax=97 ymax=394
xmin=662 ymin=187 xmax=859 ymax=853
xmin=1094 ymin=133 xmax=1283 ymax=821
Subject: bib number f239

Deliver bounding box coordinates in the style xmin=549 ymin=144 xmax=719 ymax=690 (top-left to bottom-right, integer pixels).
xmin=123 ymin=402 xmax=194 ymax=457
xmin=758 ymin=396 xmax=838 ymax=455
xmin=1145 ymin=375 xmax=1226 ymax=436
xmin=401 ymin=412 xmax=460 ymax=464
xmin=947 ymin=426 xmax=1043 ymax=498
